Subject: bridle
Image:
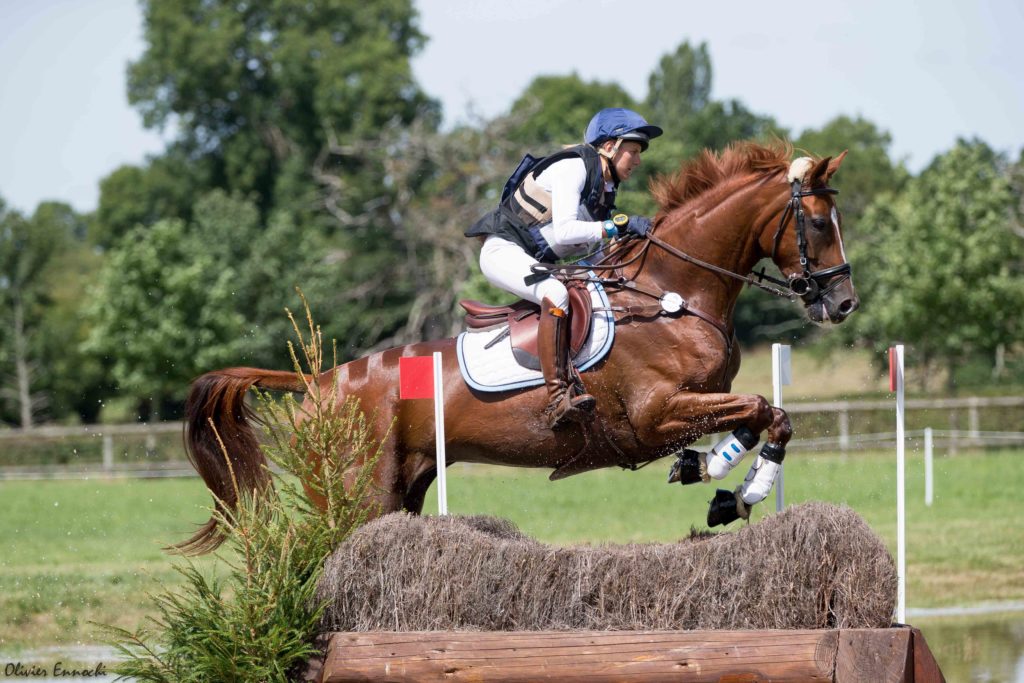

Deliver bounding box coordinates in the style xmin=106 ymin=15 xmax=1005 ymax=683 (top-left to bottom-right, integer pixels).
xmin=761 ymin=181 xmax=852 ymax=303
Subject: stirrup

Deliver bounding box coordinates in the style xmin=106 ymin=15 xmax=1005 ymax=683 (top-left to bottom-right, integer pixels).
xmin=546 ymin=391 xmax=596 ymax=429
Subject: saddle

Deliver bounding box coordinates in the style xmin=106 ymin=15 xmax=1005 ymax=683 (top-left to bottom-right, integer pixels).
xmin=460 ymin=281 xmax=593 ymax=370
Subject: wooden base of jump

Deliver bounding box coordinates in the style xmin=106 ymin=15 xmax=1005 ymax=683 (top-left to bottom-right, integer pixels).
xmin=310 ymin=626 xmax=944 ymax=682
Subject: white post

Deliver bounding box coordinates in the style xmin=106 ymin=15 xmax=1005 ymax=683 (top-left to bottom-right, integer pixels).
xmin=838 ymin=409 xmax=850 ymax=452
xmin=892 ymin=345 xmax=906 ymax=623
xmin=771 ymin=344 xmax=791 ymax=512
xmin=968 ymin=398 xmax=980 ymax=439
xmin=433 ymin=352 xmax=448 ymax=516
xmin=924 ymin=427 xmax=934 ymax=507
xmin=102 ymin=434 xmax=114 ymax=473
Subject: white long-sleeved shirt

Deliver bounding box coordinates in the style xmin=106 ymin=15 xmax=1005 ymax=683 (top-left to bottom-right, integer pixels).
xmin=532 ymin=157 xmax=615 ymax=258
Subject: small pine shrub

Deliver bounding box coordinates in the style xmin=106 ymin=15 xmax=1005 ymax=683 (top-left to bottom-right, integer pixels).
xmin=101 ymin=295 xmax=384 ymax=682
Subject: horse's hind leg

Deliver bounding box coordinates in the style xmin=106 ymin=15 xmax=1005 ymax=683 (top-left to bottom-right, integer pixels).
xmin=402 ymin=456 xmax=438 ymax=514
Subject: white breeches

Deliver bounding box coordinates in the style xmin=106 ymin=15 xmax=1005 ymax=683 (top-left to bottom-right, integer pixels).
xmin=479 ymin=236 xmax=569 ymax=308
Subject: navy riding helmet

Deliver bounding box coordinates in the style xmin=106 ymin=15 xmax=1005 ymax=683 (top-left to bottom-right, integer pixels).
xmin=585 ymin=108 xmax=663 ymax=152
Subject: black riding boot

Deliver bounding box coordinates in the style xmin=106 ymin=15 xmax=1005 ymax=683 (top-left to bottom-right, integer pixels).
xmin=539 ymin=298 xmax=595 ymax=429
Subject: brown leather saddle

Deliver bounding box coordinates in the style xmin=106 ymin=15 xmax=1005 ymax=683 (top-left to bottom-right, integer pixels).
xmin=459 ymin=281 xmax=593 ymax=370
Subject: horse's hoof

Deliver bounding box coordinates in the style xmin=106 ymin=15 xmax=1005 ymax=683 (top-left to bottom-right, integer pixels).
xmin=707 ymin=488 xmax=743 ymax=527
xmin=667 ymin=449 xmax=704 ymax=485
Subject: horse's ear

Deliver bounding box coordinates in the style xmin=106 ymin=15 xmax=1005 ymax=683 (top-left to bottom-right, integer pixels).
xmin=826 ymin=150 xmax=848 ymax=182
xmin=808 ymin=156 xmax=832 ymax=188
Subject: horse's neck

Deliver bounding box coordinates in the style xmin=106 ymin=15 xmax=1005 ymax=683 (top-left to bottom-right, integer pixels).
xmin=644 ymin=179 xmax=780 ymax=321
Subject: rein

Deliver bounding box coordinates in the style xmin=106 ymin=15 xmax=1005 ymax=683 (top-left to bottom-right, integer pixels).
xmin=530 ymin=178 xmax=851 ymax=310
xmin=645 ymin=180 xmax=851 ymax=303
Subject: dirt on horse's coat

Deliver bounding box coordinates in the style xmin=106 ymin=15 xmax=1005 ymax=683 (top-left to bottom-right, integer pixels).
xmin=316 ymin=502 xmax=896 ymax=632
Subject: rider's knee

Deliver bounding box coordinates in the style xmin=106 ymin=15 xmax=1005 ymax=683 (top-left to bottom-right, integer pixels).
xmin=535 ymin=280 xmax=569 ymax=309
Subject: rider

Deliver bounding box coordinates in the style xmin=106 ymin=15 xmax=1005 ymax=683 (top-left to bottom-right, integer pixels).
xmin=465 ymin=108 xmax=662 ymax=429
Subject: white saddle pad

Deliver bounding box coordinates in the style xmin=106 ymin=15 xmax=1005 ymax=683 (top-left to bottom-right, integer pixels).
xmin=456 ymin=280 xmax=615 ymax=392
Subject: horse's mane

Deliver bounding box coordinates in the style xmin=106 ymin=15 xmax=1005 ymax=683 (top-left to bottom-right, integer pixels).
xmin=650 ymin=141 xmax=795 ymax=215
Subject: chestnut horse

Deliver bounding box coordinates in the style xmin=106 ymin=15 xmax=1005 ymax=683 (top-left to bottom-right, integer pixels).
xmin=178 ymin=143 xmax=857 ymax=553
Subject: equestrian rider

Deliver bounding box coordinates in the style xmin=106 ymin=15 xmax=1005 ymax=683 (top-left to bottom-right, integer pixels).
xmin=466 ymin=108 xmax=662 ymax=429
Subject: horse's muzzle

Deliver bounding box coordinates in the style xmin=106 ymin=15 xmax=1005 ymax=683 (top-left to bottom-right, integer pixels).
xmin=792 ymin=263 xmax=857 ymax=324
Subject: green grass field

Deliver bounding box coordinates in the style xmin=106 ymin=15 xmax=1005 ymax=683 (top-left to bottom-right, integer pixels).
xmin=1 ymin=447 xmax=1021 ymax=653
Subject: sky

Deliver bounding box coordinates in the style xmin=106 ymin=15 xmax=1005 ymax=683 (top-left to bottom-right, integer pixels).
xmin=1 ymin=0 xmax=1022 ymax=215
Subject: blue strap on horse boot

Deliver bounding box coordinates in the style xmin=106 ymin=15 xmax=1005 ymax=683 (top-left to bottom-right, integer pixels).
xmin=539 ymin=298 xmax=596 ymax=429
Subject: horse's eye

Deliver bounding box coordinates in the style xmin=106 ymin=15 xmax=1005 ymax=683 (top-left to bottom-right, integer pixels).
xmin=811 ymin=218 xmax=827 ymax=230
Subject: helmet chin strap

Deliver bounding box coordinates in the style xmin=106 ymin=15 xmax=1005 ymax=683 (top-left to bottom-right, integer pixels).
xmin=599 ymin=139 xmax=623 ymax=184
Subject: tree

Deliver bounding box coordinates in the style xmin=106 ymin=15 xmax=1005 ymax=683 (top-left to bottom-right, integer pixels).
xmin=506 ymin=74 xmax=637 ymax=148
xmin=0 ymin=200 xmax=80 ymax=426
xmin=83 ymin=217 xmax=247 ymax=418
xmin=645 ymin=41 xmax=713 ymax=124
xmin=93 ymin=147 xmax=214 ymax=248
xmin=795 ymin=115 xmax=909 ymax=227
xmin=841 ymin=139 xmax=1023 ymax=389
xmin=628 ymin=40 xmax=783 ymax=217
xmin=128 ymin=0 xmax=438 ymax=214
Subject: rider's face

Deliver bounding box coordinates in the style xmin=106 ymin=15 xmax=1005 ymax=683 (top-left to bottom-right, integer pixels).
xmin=609 ymin=141 xmax=644 ymax=181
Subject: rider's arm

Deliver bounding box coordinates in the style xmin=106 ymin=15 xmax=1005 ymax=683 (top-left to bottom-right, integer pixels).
xmin=541 ymin=158 xmax=606 ymax=247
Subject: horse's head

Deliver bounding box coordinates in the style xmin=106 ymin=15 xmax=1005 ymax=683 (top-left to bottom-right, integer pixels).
xmin=766 ymin=152 xmax=858 ymax=324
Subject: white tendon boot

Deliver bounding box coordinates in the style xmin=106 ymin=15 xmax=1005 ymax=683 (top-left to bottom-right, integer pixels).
xmin=706 ymin=442 xmax=786 ymax=527
xmin=704 ymin=427 xmax=760 ymax=480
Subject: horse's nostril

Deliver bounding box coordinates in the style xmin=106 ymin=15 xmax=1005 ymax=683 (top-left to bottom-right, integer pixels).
xmin=838 ymin=298 xmax=859 ymax=316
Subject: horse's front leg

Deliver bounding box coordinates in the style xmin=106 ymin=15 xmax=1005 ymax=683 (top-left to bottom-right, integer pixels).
xmin=705 ymin=403 xmax=792 ymax=525
xmin=638 ymin=391 xmax=792 ymax=526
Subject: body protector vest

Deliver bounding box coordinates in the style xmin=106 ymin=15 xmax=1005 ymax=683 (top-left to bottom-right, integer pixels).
xmin=465 ymin=145 xmax=616 ymax=263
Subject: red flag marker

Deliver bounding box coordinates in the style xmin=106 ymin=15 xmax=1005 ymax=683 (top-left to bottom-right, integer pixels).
xmin=399 ymin=356 xmax=434 ymax=399
xmin=398 ymin=353 xmax=449 ymax=515
xmin=889 ymin=347 xmax=898 ymax=392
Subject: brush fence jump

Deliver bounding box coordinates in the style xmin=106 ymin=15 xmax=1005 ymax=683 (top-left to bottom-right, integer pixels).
xmin=313 ymin=626 xmax=944 ymax=682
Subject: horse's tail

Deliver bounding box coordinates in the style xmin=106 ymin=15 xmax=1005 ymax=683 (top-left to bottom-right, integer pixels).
xmin=171 ymin=367 xmax=309 ymax=555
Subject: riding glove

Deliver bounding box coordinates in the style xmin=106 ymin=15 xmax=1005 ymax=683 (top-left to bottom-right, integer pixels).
xmin=626 ymin=215 xmax=652 ymax=237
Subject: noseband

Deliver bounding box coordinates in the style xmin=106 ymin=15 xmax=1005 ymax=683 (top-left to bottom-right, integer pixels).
xmin=760 ymin=181 xmax=852 ymax=304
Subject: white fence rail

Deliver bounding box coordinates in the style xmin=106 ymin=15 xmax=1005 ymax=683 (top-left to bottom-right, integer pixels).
xmin=0 ymin=396 xmax=1021 ymax=480
xmin=787 ymin=429 xmax=1024 ymax=452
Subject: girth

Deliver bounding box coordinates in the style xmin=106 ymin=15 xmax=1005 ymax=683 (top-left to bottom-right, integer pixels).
xmin=459 ymin=281 xmax=593 ymax=370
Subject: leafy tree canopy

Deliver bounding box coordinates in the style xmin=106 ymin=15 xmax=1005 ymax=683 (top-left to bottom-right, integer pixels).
xmin=839 ymin=139 xmax=1023 ymax=388
xmin=128 ymin=0 xmax=439 ymax=211
xmin=795 ymin=115 xmax=909 ymax=226
xmin=506 ymin=73 xmax=638 ymax=149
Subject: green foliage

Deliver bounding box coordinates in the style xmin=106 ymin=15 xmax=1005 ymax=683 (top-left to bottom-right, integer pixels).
xmin=507 ymin=73 xmax=638 ymax=148
xmin=839 ymin=139 xmax=1024 ymax=388
xmin=794 ymin=115 xmax=909 ymax=225
xmin=117 ymin=0 xmax=449 ymax=360
xmin=103 ymin=301 xmax=382 ymax=682
xmin=623 ymin=40 xmax=784 ymax=216
xmin=128 ymin=0 xmax=437 ymax=212
xmin=646 ymin=41 xmax=712 ymax=123
xmin=0 ymin=199 xmax=98 ymax=425
xmin=93 ymin=148 xmax=213 ymax=248
xmin=83 ymin=216 xmax=247 ymax=411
